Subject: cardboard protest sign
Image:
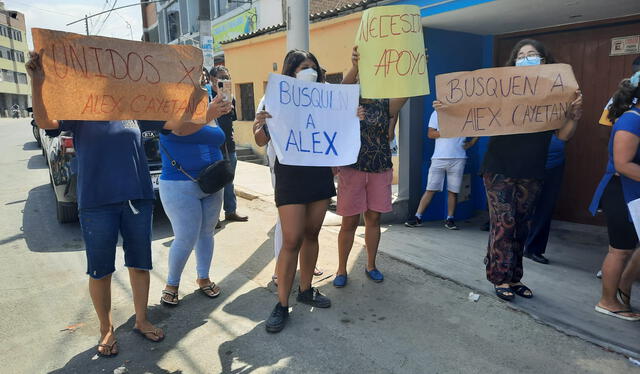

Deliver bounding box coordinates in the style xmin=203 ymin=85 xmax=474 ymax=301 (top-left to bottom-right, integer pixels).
xmin=355 ymin=5 xmax=429 ymax=99
xmin=435 ymin=64 xmax=579 ymax=138
xmin=263 ymin=73 xmax=361 ymax=167
xmin=32 ymin=28 xmax=208 ymax=122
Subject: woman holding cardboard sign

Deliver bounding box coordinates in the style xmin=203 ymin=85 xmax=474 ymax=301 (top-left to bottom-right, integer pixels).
xmin=471 ymin=39 xmax=582 ymax=301
xmin=26 ymin=50 xmax=229 ymax=356
xmin=253 ymin=50 xmax=335 ymax=333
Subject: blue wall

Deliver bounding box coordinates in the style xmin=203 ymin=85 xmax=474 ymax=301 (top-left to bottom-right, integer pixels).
xmin=419 ymin=28 xmax=493 ymax=221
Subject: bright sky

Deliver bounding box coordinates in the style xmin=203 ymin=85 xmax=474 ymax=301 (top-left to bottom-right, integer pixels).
xmin=7 ymin=0 xmax=145 ymax=50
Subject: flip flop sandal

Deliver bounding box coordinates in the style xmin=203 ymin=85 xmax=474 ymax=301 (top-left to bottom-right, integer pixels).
xmin=160 ymin=290 xmax=179 ymax=306
xmin=511 ymin=284 xmax=533 ymax=298
xmin=594 ymin=305 xmax=640 ymax=321
xmin=199 ymin=282 xmax=221 ymax=298
xmin=314 ymin=268 xmax=324 ymax=276
xmin=495 ymin=287 xmax=515 ymax=301
xmin=618 ymin=288 xmax=631 ymax=307
xmin=133 ymin=327 xmax=165 ymax=342
xmin=96 ymin=340 xmax=118 ymax=358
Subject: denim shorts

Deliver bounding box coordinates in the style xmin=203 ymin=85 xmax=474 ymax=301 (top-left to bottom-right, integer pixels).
xmin=79 ymin=199 xmax=154 ymax=279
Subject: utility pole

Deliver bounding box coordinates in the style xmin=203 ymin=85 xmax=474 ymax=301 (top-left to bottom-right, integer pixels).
xmin=84 ymin=15 xmax=89 ymax=35
xmin=286 ymin=0 xmax=309 ymax=51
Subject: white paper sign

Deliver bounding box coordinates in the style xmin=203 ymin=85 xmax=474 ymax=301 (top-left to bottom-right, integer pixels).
xmin=264 ymin=73 xmax=361 ymax=167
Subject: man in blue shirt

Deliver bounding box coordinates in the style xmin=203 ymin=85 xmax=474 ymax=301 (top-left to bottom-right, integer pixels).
xmin=523 ymin=135 xmax=566 ymax=264
xmin=210 ymin=66 xmax=248 ymax=223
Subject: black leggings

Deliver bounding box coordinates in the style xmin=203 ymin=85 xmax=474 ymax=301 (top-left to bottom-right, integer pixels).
xmin=601 ymin=176 xmax=639 ymax=250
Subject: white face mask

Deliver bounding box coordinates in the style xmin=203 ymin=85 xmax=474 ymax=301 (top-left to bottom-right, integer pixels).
xmin=296 ymin=68 xmax=318 ymax=82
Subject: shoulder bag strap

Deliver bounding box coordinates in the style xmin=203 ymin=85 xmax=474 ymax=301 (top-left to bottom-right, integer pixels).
xmin=159 ymin=142 xmax=198 ymax=182
xmin=223 ymin=142 xmax=230 ymax=161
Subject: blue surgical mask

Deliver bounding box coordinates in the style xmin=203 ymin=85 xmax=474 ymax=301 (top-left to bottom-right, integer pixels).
xmin=515 ymin=56 xmax=542 ymax=66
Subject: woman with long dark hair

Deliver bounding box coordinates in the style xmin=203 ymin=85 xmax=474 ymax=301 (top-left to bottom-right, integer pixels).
xmin=253 ymin=50 xmax=337 ymax=333
xmin=481 ymin=39 xmax=582 ymax=301
xmin=589 ymin=71 xmax=640 ymax=321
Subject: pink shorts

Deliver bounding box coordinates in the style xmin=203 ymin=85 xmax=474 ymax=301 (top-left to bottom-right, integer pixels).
xmin=336 ymin=167 xmax=393 ymax=216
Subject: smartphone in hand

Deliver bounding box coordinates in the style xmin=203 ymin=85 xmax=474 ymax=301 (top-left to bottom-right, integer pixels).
xmin=217 ymin=80 xmax=232 ymax=102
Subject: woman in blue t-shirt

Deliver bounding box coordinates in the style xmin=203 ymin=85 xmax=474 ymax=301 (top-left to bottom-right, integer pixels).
xmin=158 ymin=122 xmax=227 ymax=306
xmin=27 ymin=51 xmax=231 ymax=356
xmin=617 ymin=73 xmax=640 ymax=239
xmin=590 ymin=72 xmax=640 ymax=321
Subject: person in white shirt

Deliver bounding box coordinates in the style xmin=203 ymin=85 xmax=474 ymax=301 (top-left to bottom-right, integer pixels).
xmin=405 ymin=110 xmax=478 ymax=229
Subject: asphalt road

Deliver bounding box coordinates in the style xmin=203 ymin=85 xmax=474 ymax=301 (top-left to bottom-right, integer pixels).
xmin=0 ymin=118 xmax=637 ymax=374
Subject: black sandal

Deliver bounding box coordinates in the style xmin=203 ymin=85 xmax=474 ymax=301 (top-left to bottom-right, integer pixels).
xmin=511 ymin=284 xmax=533 ymax=298
xmin=160 ymin=290 xmax=179 ymax=306
xmin=96 ymin=340 xmax=118 ymax=358
xmin=495 ymin=286 xmax=515 ymax=301
xmin=618 ymin=288 xmax=631 ymax=307
xmin=199 ymin=282 xmax=221 ymax=298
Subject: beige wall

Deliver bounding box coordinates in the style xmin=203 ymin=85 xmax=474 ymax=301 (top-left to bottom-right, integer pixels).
xmin=223 ymin=12 xmax=400 ymax=184
xmin=222 ymin=12 xmax=362 ymax=118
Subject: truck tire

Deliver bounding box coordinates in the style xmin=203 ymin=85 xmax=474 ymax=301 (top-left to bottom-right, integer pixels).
xmin=33 ymin=125 xmax=42 ymax=148
xmin=56 ymin=201 xmax=78 ymax=223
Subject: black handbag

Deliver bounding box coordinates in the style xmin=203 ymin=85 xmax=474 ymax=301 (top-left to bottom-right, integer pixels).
xmin=160 ymin=142 xmax=234 ymax=194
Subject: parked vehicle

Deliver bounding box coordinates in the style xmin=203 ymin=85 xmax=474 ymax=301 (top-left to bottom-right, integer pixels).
xmin=26 ymin=107 xmax=41 ymax=148
xmin=39 ymin=121 xmax=163 ymax=223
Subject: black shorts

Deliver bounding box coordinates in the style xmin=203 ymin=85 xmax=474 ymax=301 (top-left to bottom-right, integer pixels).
xmin=274 ymin=160 xmax=336 ymax=207
xmin=601 ymin=176 xmax=639 ymax=250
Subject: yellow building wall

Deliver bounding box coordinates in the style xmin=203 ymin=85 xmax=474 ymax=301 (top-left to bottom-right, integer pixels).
xmin=223 ymin=12 xmax=399 ymax=184
xmin=223 ymin=12 xmax=362 ymax=117
xmin=0 ymin=32 xmax=30 ymax=95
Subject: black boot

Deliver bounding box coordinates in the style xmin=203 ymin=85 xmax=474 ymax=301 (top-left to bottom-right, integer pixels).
xmin=265 ymin=302 xmax=289 ymax=333
xmin=296 ymin=287 xmax=331 ymax=308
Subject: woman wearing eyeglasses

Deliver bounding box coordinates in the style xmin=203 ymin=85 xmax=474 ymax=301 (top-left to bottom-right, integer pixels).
xmin=480 ymin=39 xmax=583 ymax=301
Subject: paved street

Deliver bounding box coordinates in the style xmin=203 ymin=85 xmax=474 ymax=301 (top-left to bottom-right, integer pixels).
xmin=1 ymin=118 xmax=638 ymax=374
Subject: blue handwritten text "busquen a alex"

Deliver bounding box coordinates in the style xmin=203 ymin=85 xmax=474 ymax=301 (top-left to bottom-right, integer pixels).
xmin=279 ymin=80 xmax=350 ymax=110
xmin=280 ymin=79 xmax=350 ymax=156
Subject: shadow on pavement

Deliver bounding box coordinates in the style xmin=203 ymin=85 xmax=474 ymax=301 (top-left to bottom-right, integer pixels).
xmin=22 ymin=184 xmax=83 ymax=253
xmin=22 ymin=191 xmax=176 ymax=254
xmin=49 ymin=224 xmax=279 ymax=373
xmin=218 ymin=288 xmax=283 ymax=373
xmin=378 ymin=216 xmax=640 ymax=358
xmin=23 ymin=141 xmax=40 ymax=151
xmin=27 ymin=154 xmax=47 ymax=170
xmin=215 ymin=246 xmax=370 ymax=374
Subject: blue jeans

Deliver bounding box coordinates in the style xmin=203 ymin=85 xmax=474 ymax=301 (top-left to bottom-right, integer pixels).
xmin=223 ymin=151 xmax=238 ymax=214
xmin=79 ymin=199 xmax=154 ymax=280
xmin=159 ymin=179 xmax=223 ymax=286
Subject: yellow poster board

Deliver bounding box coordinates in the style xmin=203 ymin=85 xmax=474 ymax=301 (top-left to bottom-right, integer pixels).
xmin=355 ymin=5 xmax=430 ymax=99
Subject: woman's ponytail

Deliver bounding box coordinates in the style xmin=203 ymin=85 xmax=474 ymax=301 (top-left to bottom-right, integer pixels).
xmin=608 ymin=77 xmax=639 ymax=122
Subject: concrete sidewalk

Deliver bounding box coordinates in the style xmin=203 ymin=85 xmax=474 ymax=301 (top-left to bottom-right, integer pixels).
xmin=1 ymin=118 xmax=637 ymax=374
xmin=234 ymin=160 xmax=640 ymax=359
